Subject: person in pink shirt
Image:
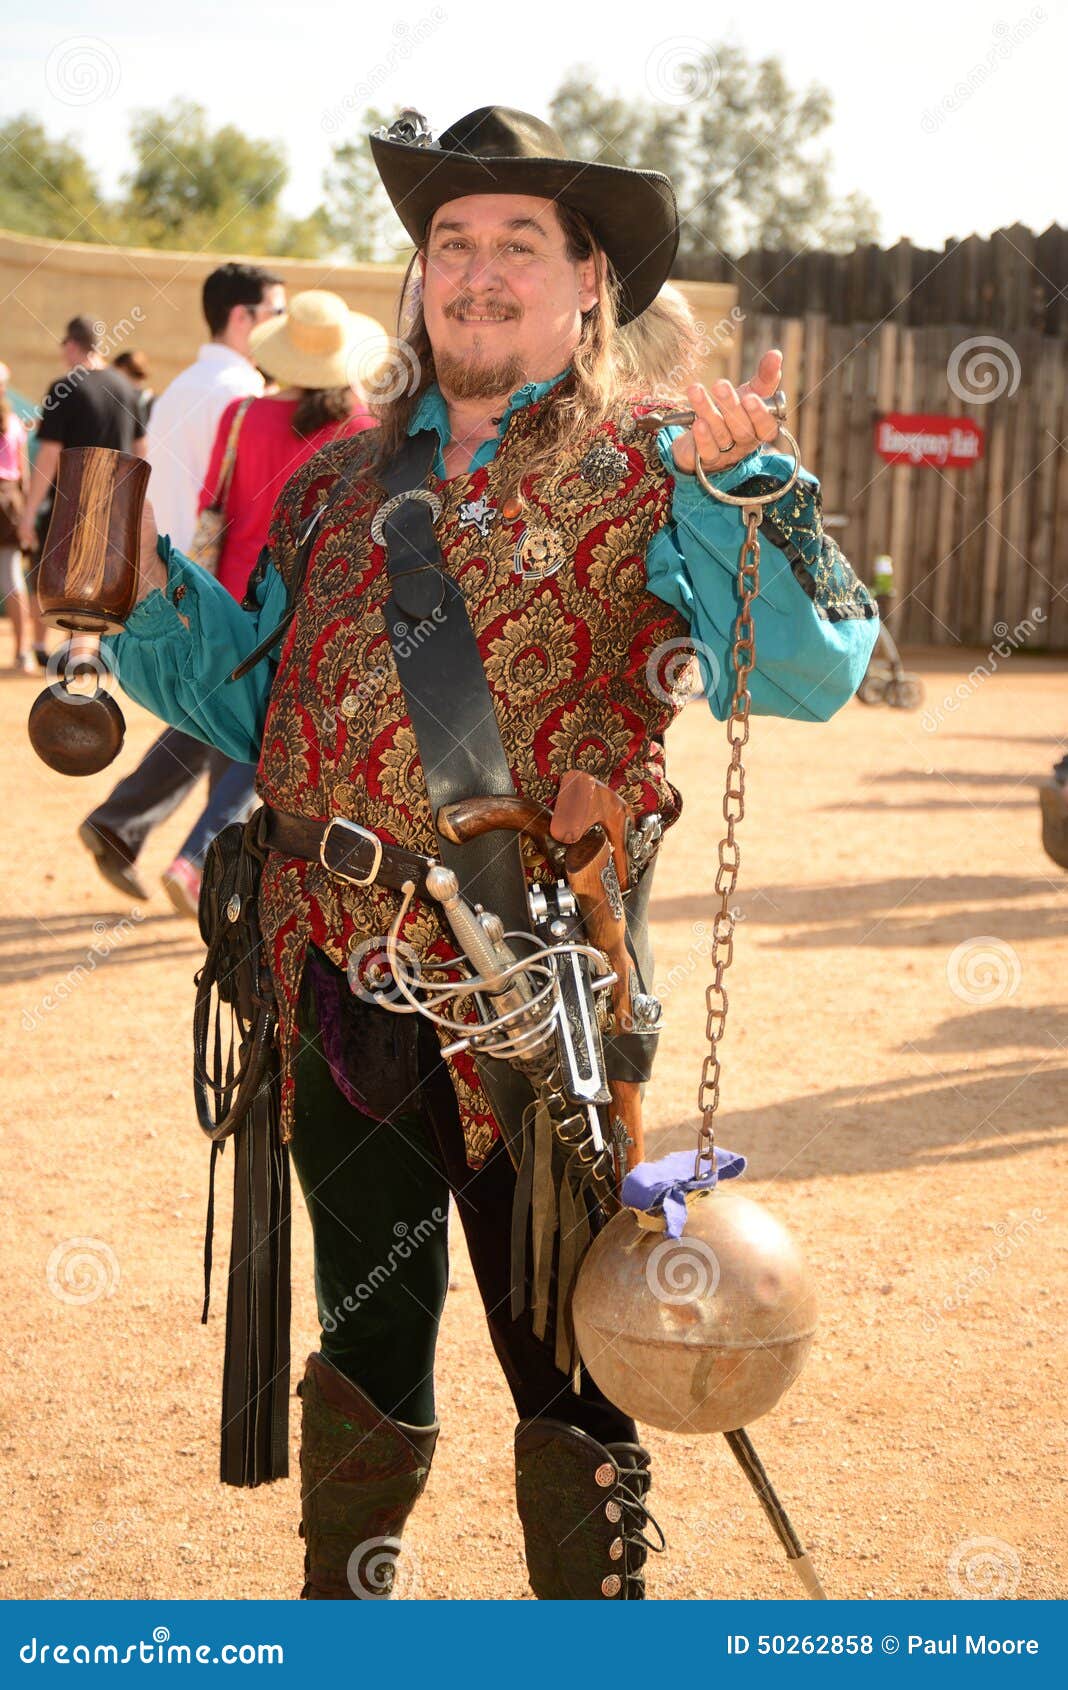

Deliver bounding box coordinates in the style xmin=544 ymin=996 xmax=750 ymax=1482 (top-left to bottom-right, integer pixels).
xmin=160 ymin=291 xmax=384 ymax=914
xmin=0 ymin=363 xmax=42 ymax=673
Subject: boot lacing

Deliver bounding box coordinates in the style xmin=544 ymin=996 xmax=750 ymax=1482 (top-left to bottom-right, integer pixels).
xmin=616 ymin=1470 xmax=666 ymax=1559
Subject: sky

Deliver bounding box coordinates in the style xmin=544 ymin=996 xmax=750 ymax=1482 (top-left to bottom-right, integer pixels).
xmin=1 ymin=0 xmax=1063 ymax=252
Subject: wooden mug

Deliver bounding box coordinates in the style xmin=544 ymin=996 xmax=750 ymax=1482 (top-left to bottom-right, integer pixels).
xmin=36 ymin=446 xmax=151 ymax=633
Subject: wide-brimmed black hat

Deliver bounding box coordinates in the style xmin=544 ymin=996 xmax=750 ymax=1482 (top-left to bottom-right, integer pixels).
xmin=369 ymin=106 xmax=679 ymax=324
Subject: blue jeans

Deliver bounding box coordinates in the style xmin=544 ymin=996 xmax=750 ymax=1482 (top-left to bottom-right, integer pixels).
xmin=177 ymin=758 xmax=258 ymax=868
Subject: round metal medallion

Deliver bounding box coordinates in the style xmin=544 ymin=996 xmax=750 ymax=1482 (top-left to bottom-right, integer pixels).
xmin=594 ymin=1461 xmax=616 ymax=1488
xmin=601 ymin=1574 xmax=622 ymax=1597
xmin=225 ymin=893 xmax=242 ymax=924
xmin=513 ymin=525 xmax=567 ymax=581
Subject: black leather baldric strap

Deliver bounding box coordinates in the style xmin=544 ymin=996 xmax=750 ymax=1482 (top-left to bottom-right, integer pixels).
xmin=376 ymin=431 xmax=532 ymax=940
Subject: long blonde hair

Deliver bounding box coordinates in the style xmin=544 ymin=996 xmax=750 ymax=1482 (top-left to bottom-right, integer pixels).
xmin=369 ymin=204 xmax=628 ymax=505
xmin=616 ymin=281 xmax=707 ymax=405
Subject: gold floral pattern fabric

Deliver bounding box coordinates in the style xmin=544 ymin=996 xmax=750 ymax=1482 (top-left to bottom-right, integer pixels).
xmin=255 ymin=402 xmax=688 ymax=1166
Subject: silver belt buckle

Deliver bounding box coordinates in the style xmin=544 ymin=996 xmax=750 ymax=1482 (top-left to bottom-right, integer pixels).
xmin=319 ymin=817 xmax=384 ymax=887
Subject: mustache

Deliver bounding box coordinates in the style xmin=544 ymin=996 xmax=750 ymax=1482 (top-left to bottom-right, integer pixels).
xmin=444 ymin=298 xmax=522 ymax=322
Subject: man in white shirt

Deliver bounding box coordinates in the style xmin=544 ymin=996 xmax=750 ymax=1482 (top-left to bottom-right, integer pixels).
xmin=147 ymin=264 xmax=284 ymax=551
xmin=79 ymin=264 xmax=285 ymax=902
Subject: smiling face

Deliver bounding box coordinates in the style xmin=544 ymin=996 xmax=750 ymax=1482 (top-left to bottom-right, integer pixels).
xmin=420 ymin=194 xmax=600 ymax=401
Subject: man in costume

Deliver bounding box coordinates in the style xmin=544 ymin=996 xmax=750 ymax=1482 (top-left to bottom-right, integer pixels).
xmin=107 ymin=106 xmax=877 ymax=1600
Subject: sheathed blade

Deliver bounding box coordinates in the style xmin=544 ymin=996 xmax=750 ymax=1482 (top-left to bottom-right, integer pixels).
xmin=551 ymin=928 xmax=611 ymax=1108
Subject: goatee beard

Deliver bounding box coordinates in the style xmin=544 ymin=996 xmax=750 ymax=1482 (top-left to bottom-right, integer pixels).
xmin=435 ymin=348 xmax=527 ymax=402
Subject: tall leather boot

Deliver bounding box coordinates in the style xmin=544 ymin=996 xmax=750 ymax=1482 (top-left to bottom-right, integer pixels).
xmin=514 ymin=1417 xmax=665 ymax=1599
xmin=298 ymin=1351 xmax=438 ymax=1599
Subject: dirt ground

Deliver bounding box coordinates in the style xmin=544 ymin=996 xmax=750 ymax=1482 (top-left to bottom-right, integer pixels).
xmin=2 ymin=634 xmax=1065 ymax=1603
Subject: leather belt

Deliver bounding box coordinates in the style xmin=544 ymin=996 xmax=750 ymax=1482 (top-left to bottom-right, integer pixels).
xmin=259 ymin=806 xmax=438 ymax=898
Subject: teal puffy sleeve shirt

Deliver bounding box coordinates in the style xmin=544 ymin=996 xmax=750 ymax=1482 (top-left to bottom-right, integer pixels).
xmin=105 ymin=383 xmax=879 ymax=765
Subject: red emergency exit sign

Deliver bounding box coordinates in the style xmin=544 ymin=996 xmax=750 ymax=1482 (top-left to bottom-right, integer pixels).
xmin=874 ymin=413 xmax=985 ymax=469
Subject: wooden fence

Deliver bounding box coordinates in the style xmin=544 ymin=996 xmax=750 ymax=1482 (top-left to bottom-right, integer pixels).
xmin=739 ymin=313 xmax=1068 ymax=650
xmin=684 ymin=224 xmax=1068 ymax=337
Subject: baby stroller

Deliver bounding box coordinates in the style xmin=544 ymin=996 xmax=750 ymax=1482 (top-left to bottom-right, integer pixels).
xmin=825 ymin=517 xmax=924 ymax=711
xmin=856 ymin=624 xmax=924 ymax=710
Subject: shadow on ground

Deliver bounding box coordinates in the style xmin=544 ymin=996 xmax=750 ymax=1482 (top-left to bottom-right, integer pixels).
xmin=650 ymin=874 xmax=1065 ymax=949
xmin=0 ymin=910 xmax=201 ymax=984
xmin=648 ymin=1054 xmax=1068 ymax=1182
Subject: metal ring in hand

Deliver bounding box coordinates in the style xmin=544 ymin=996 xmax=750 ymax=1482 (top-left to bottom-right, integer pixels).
xmin=694 ymin=424 xmax=803 ymax=508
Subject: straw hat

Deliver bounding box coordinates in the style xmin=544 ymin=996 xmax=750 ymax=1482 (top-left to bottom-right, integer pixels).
xmin=249 ymin=290 xmax=389 ymax=392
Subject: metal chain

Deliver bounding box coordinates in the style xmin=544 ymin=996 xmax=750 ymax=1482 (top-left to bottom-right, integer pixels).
xmin=695 ymin=506 xmax=762 ymax=1177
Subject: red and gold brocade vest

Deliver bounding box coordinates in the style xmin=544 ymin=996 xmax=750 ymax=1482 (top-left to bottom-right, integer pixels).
xmin=257 ymin=398 xmax=689 ymax=1167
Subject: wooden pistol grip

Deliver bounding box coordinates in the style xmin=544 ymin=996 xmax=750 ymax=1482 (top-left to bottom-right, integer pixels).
xmin=436 ymin=796 xmax=557 ymax=861
xmin=550 ymin=770 xmax=631 ymax=890
xmin=563 ymin=830 xmax=645 ymax=1169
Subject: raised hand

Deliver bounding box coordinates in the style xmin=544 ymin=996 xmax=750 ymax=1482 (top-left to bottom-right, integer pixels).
xmin=671 ymin=348 xmax=784 ymax=477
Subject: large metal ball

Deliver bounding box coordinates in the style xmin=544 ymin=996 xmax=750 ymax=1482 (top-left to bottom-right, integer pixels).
xmin=572 ymin=1187 xmax=818 ymax=1433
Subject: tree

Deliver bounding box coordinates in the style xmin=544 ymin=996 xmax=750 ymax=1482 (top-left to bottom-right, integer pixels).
xmin=117 ymin=100 xmax=317 ymax=255
xmin=272 ymin=208 xmax=334 ymax=260
xmin=323 ymin=107 xmax=411 ymax=263
xmin=0 ymin=115 xmax=106 ymax=241
xmin=550 ymin=48 xmax=879 ymax=266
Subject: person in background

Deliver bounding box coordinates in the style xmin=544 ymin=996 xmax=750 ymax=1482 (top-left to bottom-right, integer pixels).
xmin=146 ymin=263 xmax=285 ymax=553
xmin=78 ymin=265 xmax=285 ymax=904
xmin=0 ymin=360 xmax=40 ymax=673
xmin=160 ymin=290 xmax=383 ymax=915
xmin=616 ymin=280 xmax=709 ymax=400
xmin=17 ymin=316 xmax=147 ymax=558
xmin=112 ymin=349 xmax=155 ymax=429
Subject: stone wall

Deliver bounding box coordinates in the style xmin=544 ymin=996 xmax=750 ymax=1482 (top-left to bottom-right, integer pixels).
xmin=0 ymin=227 xmax=740 ymax=410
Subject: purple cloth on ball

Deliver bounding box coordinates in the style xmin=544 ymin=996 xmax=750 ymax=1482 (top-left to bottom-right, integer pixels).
xmin=622 ymin=1147 xmax=747 ymax=1238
